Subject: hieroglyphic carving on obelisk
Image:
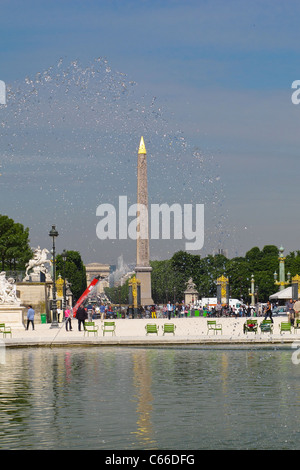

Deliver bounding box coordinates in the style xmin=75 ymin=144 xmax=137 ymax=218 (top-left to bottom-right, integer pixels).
xmin=135 ymin=137 xmax=153 ymax=306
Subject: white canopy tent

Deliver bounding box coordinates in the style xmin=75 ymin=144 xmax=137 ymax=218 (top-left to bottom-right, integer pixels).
xmin=269 ymin=286 xmax=292 ymax=300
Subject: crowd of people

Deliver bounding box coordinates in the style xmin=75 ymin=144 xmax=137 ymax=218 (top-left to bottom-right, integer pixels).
xmin=78 ymin=301 xmax=277 ymax=319
xmin=25 ymin=297 xmax=297 ymax=332
xmin=147 ymin=302 xmax=267 ymax=319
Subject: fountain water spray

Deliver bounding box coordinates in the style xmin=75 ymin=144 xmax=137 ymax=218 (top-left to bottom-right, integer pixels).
xmin=0 ymin=57 xmax=229 ymax=261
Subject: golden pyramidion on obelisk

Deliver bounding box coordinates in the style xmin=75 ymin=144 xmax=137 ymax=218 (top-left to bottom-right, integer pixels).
xmin=135 ymin=136 xmax=153 ymax=306
xmin=138 ymin=135 xmax=147 ymax=154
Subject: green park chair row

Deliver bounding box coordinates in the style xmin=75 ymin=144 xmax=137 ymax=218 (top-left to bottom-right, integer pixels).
xmin=207 ymin=320 xmax=222 ymax=335
xmin=145 ymin=323 xmax=176 ymax=335
xmin=206 ymin=318 xmax=300 ymax=336
xmin=84 ymin=321 xmax=177 ymax=337
xmin=83 ymin=321 xmax=116 ymax=336
xmin=243 ymin=318 xmax=300 ymax=335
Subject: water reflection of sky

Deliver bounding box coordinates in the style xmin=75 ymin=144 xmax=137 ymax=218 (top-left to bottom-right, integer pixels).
xmin=0 ymin=347 xmax=300 ymax=449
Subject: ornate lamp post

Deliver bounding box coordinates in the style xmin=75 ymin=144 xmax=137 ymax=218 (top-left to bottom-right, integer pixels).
xmin=128 ymin=275 xmax=141 ymax=318
xmin=216 ymin=275 xmax=229 ymax=305
xmin=274 ymin=246 xmax=290 ymax=291
xmin=248 ymin=274 xmax=255 ymax=306
xmin=49 ymin=225 xmax=59 ymax=328
xmin=291 ymin=274 xmax=300 ymax=300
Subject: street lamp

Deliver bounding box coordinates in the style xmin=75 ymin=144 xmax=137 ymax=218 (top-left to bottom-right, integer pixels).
xmin=249 ymin=274 xmax=255 ymax=306
xmin=62 ymin=249 xmax=67 ymax=317
xmin=49 ymin=225 xmax=59 ymax=328
xmin=274 ymin=246 xmax=290 ymax=291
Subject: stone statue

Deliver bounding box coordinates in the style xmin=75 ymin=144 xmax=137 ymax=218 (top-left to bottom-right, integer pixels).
xmin=24 ymin=247 xmax=51 ymax=281
xmin=0 ymin=272 xmax=20 ymax=305
xmin=184 ymin=277 xmax=199 ymax=305
xmin=186 ymin=278 xmax=197 ymax=290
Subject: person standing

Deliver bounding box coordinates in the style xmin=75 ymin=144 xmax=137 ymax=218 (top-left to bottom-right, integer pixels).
xmin=184 ymin=305 xmax=188 ymax=318
xmin=57 ymin=306 xmax=62 ymax=323
xmin=293 ymin=298 xmax=300 ymax=324
xmin=87 ymin=303 xmax=93 ymax=322
xmin=76 ymin=304 xmax=87 ymax=331
xmin=65 ymin=307 xmax=72 ymax=331
xmin=264 ymin=301 xmax=273 ymax=323
xmin=151 ymin=305 xmax=156 ymax=319
xmin=100 ymin=304 xmax=105 ymax=321
xmin=167 ymin=302 xmax=173 ymax=320
xmin=216 ymin=302 xmax=222 ymax=317
xmin=26 ymin=305 xmax=35 ymax=330
xmin=286 ymin=299 xmax=295 ymax=326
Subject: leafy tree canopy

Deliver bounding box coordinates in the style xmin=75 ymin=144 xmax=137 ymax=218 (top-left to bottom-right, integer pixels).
xmin=56 ymin=250 xmax=87 ymax=304
xmin=150 ymin=245 xmax=298 ymax=303
xmin=105 ymin=277 xmax=132 ymax=305
xmin=0 ymin=214 xmax=32 ymax=271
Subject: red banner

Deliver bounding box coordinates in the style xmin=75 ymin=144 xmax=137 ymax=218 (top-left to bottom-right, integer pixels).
xmin=73 ymin=276 xmax=100 ymax=316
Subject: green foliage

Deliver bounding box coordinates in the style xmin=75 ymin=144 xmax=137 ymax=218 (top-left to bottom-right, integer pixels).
xmin=56 ymin=250 xmax=87 ymax=303
xmin=150 ymin=245 xmax=293 ymax=303
xmin=285 ymin=251 xmax=300 ymax=277
xmin=0 ymin=214 xmax=32 ymax=270
xmin=151 ymin=259 xmax=179 ymax=303
xmin=104 ymin=278 xmax=131 ymax=304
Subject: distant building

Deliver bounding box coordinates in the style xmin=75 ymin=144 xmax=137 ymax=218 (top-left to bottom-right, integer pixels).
xmin=85 ymin=263 xmax=110 ymax=295
xmin=117 ymin=270 xmax=135 ymax=287
xmin=213 ymin=248 xmax=228 ymax=258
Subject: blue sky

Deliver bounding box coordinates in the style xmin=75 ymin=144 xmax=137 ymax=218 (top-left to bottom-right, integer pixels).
xmin=1 ymin=0 xmax=300 ymax=265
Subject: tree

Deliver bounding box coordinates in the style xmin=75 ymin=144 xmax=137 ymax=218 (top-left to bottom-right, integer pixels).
xmin=227 ymin=257 xmax=251 ymax=300
xmin=0 ymin=215 xmax=32 ymax=271
xmin=105 ymin=278 xmax=131 ymax=305
xmin=56 ymin=250 xmax=87 ymax=303
xmin=151 ymin=259 xmax=179 ymax=303
xmin=150 ymin=244 xmax=290 ymax=304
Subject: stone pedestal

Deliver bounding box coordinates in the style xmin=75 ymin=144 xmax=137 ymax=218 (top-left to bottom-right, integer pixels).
xmin=0 ymin=305 xmax=24 ymax=328
xmin=17 ymin=282 xmax=51 ymax=317
xmin=135 ymin=266 xmax=153 ymax=306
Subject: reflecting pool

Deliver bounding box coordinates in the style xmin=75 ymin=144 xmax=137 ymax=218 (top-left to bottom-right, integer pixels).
xmin=0 ymin=346 xmax=299 ymax=450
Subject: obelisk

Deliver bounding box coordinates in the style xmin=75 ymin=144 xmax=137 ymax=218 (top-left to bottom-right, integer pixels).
xmin=135 ymin=136 xmax=153 ymax=305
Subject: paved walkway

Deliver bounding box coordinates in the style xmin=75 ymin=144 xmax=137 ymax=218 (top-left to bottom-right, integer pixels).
xmin=2 ymin=316 xmax=299 ymax=347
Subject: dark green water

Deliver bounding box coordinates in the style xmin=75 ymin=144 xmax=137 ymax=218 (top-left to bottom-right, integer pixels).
xmin=0 ymin=346 xmax=299 ymax=450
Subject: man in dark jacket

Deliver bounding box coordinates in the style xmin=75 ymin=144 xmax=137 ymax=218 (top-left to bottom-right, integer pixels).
xmin=286 ymin=299 xmax=295 ymax=325
xmin=76 ymin=304 xmax=87 ymax=331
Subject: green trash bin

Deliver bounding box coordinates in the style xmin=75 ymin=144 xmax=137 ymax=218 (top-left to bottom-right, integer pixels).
xmin=195 ymin=310 xmax=200 ymax=317
xmin=41 ymin=314 xmax=47 ymax=324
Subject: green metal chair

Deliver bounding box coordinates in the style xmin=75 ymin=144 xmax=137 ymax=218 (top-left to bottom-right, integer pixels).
xmin=243 ymin=319 xmax=258 ymax=334
xmin=84 ymin=321 xmax=99 ymax=336
xmin=0 ymin=323 xmax=12 ymax=337
xmin=280 ymin=322 xmax=292 ymax=334
xmin=259 ymin=319 xmax=273 ymax=333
